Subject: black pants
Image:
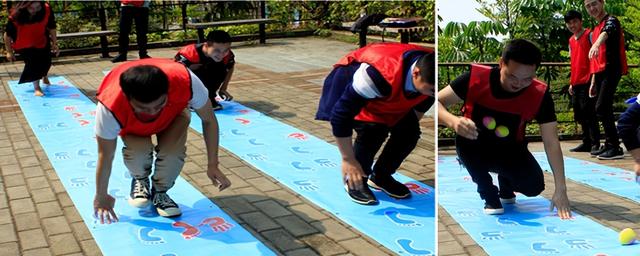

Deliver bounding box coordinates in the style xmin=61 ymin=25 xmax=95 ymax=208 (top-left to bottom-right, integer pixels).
xmin=189 ymin=63 xmax=227 ymax=103
xmin=594 ymin=71 xmax=621 ymax=147
xmin=18 ymin=47 xmax=51 ymax=84
xmin=456 ymin=137 xmax=545 ymax=202
xmin=572 ymin=84 xmax=600 ymax=146
xmin=353 ymin=112 xmax=421 ymax=178
xmin=118 ymin=6 xmax=149 ymax=56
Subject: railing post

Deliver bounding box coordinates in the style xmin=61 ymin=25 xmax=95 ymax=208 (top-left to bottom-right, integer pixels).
xmin=259 ymin=1 xmax=266 ymax=44
xmin=98 ymin=2 xmax=110 ymax=58
xmin=182 ymin=3 xmax=188 ymax=32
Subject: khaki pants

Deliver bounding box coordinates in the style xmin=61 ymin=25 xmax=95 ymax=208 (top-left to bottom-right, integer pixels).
xmin=121 ymin=109 xmax=190 ymax=192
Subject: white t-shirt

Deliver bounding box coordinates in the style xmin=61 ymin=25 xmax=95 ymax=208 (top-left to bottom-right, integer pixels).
xmin=95 ymin=69 xmax=208 ymax=140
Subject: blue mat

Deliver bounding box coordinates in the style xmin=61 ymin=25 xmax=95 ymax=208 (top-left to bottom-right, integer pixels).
xmin=534 ymin=152 xmax=640 ymax=203
xmin=189 ymin=100 xmax=435 ymax=256
xmin=7 ymin=77 xmax=275 ymax=256
xmin=438 ymin=155 xmax=639 ymax=255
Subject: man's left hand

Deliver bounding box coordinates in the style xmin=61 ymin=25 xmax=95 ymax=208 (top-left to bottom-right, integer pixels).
xmin=550 ymin=189 xmax=572 ymax=219
xmin=207 ymin=165 xmax=231 ymax=191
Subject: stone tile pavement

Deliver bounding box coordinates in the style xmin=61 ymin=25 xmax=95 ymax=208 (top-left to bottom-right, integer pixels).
xmin=0 ymin=37 xmax=435 ymax=256
xmin=438 ymin=141 xmax=640 ymax=255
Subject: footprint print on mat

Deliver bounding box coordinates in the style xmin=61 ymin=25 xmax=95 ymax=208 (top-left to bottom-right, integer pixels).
xmin=396 ymin=238 xmax=433 ymax=256
xmin=199 ymin=217 xmax=234 ymax=233
xmin=70 ymin=177 xmax=88 ymax=187
xmin=564 ymin=239 xmax=594 ymax=250
xmin=138 ymin=227 xmax=166 ymax=245
xmin=172 ymin=221 xmax=201 ymax=240
xmin=293 ymin=180 xmax=319 ymax=191
xmin=404 ymin=183 xmax=430 ymax=194
xmin=291 ymin=161 xmax=313 ymax=171
xmin=531 ymin=242 xmax=558 ymax=254
xmin=384 ymin=210 xmax=422 ymax=227
xmin=481 ymin=231 xmax=505 ymax=240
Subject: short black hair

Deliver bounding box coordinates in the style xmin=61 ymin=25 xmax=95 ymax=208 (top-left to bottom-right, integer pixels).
xmin=501 ymin=39 xmax=542 ymax=67
xmin=119 ymin=65 xmax=169 ymax=103
xmin=564 ymin=10 xmax=582 ymax=23
xmin=206 ymin=30 xmax=232 ymax=44
xmin=416 ymin=52 xmax=435 ymax=85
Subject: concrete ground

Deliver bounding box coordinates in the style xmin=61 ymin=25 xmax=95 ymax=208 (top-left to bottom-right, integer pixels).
xmin=438 ymin=141 xmax=640 ymax=255
xmin=0 ymin=37 xmax=435 ymax=256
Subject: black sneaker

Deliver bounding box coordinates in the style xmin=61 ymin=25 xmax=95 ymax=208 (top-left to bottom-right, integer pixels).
xmin=569 ymin=143 xmax=592 ymax=152
xmin=152 ymin=191 xmax=182 ymax=217
xmin=111 ymin=54 xmax=127 ymax=63
xmin=344 ymin=182 xmax=378 ymax=205
xmin=212 ymin=101 xmax=224 ymax=111
xmin=590 ymin=145 xmax=606 ymax=157
xmin=128 ymin=178 xmax=151 ymax=208
xmin=139 ymin=54 xmax=151 ymax=59
xmin=499 ymin=191 xmax=516 ymax=204
xmin=597 ymin=146 xmax=624 ymax=160
xmin=483 ymin=199 xmax=504 ymax=215
xmin=367 ymin=175 xmax=411 ymax=199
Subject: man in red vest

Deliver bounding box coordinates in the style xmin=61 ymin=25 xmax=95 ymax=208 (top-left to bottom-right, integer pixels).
xmin=93 ymin=59 xmax=231 ymax=223
xmin=585 ymin=0 xmax=628 ymax=160
xmin=438 ymin=39 xmax=571 ymax=219
xmin=316 ymin=43 xmax=434 ymax=205
xmin=175 ymin=30 xmax=235 ymax=111
xmin=565 ymin=10 xmax=599 ymax=153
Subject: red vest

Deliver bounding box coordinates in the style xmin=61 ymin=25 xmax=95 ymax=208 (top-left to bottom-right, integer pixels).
xmin=177 ymin=44 xmax=201 ymax=64
xmin=121 ymin=0 xmax=145 ymax=7
xmin=334 ymin=43 xmax=432 ymax=126
xmin=590 ymin=16 xmax=628 ymax=75
xmin=569 ymin=29 xmax=591 ymax=85
xmin=463 ymin=64 xmax=547 ymax=142
xmin=177 ymin=43 xmax=235 ymax=66
xmin=97 ymin=59 xmax=192 ymax=136
xmin=10 ymin=3 xmax=51 ymax=50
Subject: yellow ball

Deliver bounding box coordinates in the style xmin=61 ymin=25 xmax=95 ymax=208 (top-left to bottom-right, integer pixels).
xmin=482 ymin=116 xmax=496 ymax=130
xmin=495 ymin=125 xmax=510 ymax=138
xmin=619 ymin=228 xmax=637 ymax=245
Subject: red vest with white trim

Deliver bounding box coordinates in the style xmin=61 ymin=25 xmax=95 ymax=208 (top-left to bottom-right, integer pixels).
xmin=10 ymin=3 xmax=51 ymax=50
xmin=463 ymin=64 xmax=547 ymax=142
xmin=334 ymin=43 xmax=432 ymax=126
xmin=569 ymin=29 xmax=591 ymax=85
xmin=97 ymin=59 xmax=192 ymax=136
xmin=590 ymin=16 xmax=628 ymax=75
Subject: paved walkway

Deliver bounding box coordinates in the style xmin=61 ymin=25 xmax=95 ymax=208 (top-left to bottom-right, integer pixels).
xmin=438 ymin=141 xmax=640 ymax=255
xmin=0 ymin=37 xmax=435 ymax=256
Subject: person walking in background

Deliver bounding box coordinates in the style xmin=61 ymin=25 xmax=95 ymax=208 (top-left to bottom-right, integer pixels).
xmin=4 ymin=1 xmax=58 ymax=96
xmin=585 ymin=0 xmax=628 ymax=160
xmin=111 ymin=0 xmax=150 ymax=63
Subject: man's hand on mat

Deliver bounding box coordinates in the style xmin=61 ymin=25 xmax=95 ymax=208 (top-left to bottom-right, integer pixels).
xmin=550 ymin=190 xmax=572 ymax=219
xmin=5 ymin=52 xmax=15 ymax=62
xmin=453 ymin=117 xmax=478 ymax=140
xmin=93 ymin=194 xmax=119 ymax=224
xmin=207 ymin=166 xmax=231 ymax=191
xmin=218 ymin=90 xmax=233 ymax=101
xmin=342 ymin=159 xmax=366 ymax=190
